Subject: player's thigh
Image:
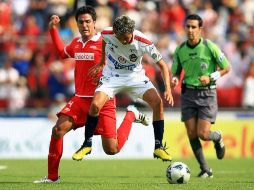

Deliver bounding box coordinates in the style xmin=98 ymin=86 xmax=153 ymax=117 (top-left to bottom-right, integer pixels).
xmin=90 ymin=91 xmax=111 ymax=115
xmin=101 ymin=136 xmax=118 ymax=155
xmin=58 ymin=96 xmax=92 ymax=129
xmin=99 ymin=101 xmax=118 ymax=155
xmin=52 ymin=114 xmax=74 ymax=137
xmin=143 ymin=88 xmax=162 ymax=109
xmin=95 ymin=99 xmax=117 ymax=140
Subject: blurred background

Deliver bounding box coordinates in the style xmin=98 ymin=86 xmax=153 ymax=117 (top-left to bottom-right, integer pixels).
xmin=0 ymin=0 xmax=253 ymax=160
xmin=0 ymin=0 xmax=254 ymax=115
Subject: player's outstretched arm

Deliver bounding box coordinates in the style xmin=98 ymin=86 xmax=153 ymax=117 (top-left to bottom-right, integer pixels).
xmin=49 ymin=15 xmax=66 ymax=59
xmin=156 ymin=59 xmax=174 ymax=106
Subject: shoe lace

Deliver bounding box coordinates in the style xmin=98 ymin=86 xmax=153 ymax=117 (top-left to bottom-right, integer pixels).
xmin=75 ymin=143 xmax=89 ymax=153
xmin=160 ymin=143 xmax=170 ymax=155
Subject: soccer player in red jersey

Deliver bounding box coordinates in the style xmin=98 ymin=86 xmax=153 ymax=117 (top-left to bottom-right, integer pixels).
xmin=33 ymin=6 xmax=149 ymax=184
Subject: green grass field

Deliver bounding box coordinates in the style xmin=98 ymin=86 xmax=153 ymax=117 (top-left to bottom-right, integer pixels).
xmin=0 ymin=158 xmax=253 ymax=190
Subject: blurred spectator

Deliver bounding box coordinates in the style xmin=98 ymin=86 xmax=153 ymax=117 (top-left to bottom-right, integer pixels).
xmin=240 ymin=0 xmax=254 ymax=27
xmin=8 ymin=76 xmax=29 ymax=113
xmin=0 ymin=1 xmax=13 ymax=66
xmin=27 ymin=51 xmax=49 ymax=107
xmin=11 ymin=0 xmax=29 ymax=16
xmin=47 ymin=93 xmax=66 ymax=121
xmin=159 ymin=0 xmax=186 ymax=37
xmin=0 ymin=59 xmax=20 ymax=108
xmin=242 ymin=62 xmax=254 ymax=108
xmin=95 ymin=0 xmax=113 ymax=31
xmin=9 ymin=38 xmax=33 ymax=76
xmin=47 ymin=60 xmax=67 ymax=100
xmin=27 ymin=0 xmax=48 ymax=32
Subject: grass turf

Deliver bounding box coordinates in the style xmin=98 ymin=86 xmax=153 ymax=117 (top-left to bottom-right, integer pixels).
xmin=0 ymin=158 xmax=253 ymax=190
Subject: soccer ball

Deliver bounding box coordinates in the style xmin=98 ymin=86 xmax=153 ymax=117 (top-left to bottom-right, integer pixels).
xmin=166 ymin=162 xmax=191 ymax=184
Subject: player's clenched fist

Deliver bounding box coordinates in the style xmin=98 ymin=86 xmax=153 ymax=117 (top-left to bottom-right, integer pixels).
xmin=49 ymin=15 xmax=60 ymax=29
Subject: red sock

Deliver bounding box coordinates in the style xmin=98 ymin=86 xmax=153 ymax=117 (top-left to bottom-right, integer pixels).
xmin=117 ymin=112 xmax=135 ymax=152
xmin=48 ymin=136 xmax=63 ymax=180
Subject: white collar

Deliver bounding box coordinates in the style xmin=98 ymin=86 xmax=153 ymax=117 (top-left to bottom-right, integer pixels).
xmin=77 ymin=33 xmax=101 ymax=43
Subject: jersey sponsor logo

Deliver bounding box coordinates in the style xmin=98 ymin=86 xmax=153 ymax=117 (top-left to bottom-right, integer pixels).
xmin=75 ymin=53 xmax=94 ymax=60
xmin=108 ymin=54 xmax=136 ymax=71
xmin=129 ymin=54 xmax=138 ymax=62
xmin=130 ymin=49 xmax=137 ymax=53
xmin=118 ymin=56 xmax=127 ymax=64
xmin=90 ymin=45 xmax=97 ymax=49
xmin=200 ymin=62 xmax=208 ymax=71
xmin=108 ymin=41 xmax=118 ymax=48
xmin=109 ymin=46 xmax=114 ymax=53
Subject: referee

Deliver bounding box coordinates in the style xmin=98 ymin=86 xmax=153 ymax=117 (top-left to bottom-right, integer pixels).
xmin=171 ymin=14 xmax=230 ymax=178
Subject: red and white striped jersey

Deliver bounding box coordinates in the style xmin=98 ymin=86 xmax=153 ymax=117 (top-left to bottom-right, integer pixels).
xmin=101 ymin=27 xmax=162 ymax=77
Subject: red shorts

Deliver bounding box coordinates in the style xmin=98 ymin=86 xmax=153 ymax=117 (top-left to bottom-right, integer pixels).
xmin=57 ymin=96 xmax=117 ymax=138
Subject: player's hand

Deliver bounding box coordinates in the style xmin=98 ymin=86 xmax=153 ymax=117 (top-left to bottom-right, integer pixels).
xmin=49 ymin=15 xmax=60 ymax=29
xmin=199 ymin=75 xmax=210 ymax=86
xmin=164 ymin=89 xmax=174 ymax=106
xmin=88 ymin=64 xmax=104 ymax=85
xmin=170 ymin=76 xmax=179 ymax=89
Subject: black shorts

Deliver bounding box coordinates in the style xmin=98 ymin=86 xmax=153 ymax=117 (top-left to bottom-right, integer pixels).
xmin=181 ymin=88 xmax=218 ymax=123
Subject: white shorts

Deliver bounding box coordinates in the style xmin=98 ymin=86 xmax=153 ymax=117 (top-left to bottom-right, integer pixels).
xmin=95 ymin=74 xmax=156 ymax=100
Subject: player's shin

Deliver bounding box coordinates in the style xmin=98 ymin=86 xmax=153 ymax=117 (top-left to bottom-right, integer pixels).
xmin=48 ymin=136 xmax=63 ymax=180
xmin=72 ymin=114 xmax=98 ymax=161
xmin=117 ymin=111 xmax=135 ymax=152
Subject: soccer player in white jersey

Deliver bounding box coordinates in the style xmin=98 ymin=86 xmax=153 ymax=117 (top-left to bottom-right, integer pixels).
xmin=72 ymin=15 xmax=174 ymax=161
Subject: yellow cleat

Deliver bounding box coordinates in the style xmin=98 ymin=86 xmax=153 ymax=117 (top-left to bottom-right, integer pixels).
xmin=153 ymin=144 xmax=172 ymax=161
xmin=72 ymin=146 xmax=92 ymax=161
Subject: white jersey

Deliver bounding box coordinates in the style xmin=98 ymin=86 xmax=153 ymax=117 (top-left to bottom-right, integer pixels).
xmin=101 ymin=27 xmax=162 ymax=77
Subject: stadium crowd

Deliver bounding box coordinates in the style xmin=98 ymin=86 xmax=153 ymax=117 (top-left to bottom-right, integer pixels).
xmin=0 ymin=0 xmax=254 ymax=113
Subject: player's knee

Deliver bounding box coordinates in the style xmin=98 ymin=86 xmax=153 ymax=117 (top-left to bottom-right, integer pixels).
xmin=90 ymin=101 xmax=101 ymax=115
xmin=104 ymin=148 xmax=118 ymax=155
xmin=197 ymin=130 xmax=208 ymax=140
xmin=52 ymin=125 xmax=67 ymax=138
xmin=150 ymin=97 xmax=163 ymax=111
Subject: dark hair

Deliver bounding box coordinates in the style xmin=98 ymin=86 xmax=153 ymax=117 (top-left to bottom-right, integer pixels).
xmin=185 ymin=14 xmax=203 ymax=27
xmin=113 ymin=15 xmax=135 ymax=36
xmin=75 ymin=6 xmax=96 ymax=21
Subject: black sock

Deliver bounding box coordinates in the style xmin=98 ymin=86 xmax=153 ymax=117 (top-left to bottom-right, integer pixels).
xmin=153 ymin=120 xmax=164 ymax=149
xmin=189 ymin=138 xmax=209 ymax=171
xmin=83 ymin=114 xmax=99 ymax=147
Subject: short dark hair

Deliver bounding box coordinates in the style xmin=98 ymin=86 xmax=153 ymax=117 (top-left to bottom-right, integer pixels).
xmin=113 ymin=15 xmax=135 ymax=36
xmin=185 ymin=14 xmax=203 ymax=27
xmin=75 ymin=6 xmax=96 ymax=22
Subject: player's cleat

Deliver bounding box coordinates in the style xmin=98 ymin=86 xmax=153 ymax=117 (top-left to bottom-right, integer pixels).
xmin=33 ymin=176 xmax=60 ymax=184
xmin=213 ymin=130 xmax=225 ymax=159
xmin=153 ymin=144 xmax=172 ymax=161
xmin=72 ymin=146 xmax=92 ymax=161
xmin=197 ymin=168 xmax=213 ymax=178
xmin=127 ymin=105 xmax=150 ymax=126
